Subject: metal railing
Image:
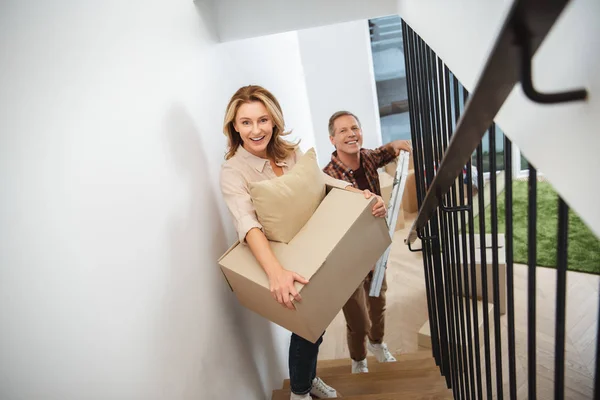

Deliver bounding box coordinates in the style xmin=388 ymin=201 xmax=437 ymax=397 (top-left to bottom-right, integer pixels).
xmin=399 ymin=0 xmax=591 ymax=398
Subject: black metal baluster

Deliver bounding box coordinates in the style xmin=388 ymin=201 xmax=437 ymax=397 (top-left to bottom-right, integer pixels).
xmin=464 ymin=87 xmax=484 ymax=400
xmin=414 ymin=28 xmax=451 ymax=386
xmin=528 ymin=165 xmax=537 ymax=400
xmin=594 ymin=286 xmax=600 ymax=400
xmin=402 ymin=21 xmax=442 ymax=366
xmin=442 ymin=67 xmax=469 ymax=400
xmin=452 ymin=72 xmax=476 ymax=400
xmin=554 ymin=198 xmax=569 ymax=400
xmin=426 ymin=46 xmax=459 ymax=397
xmin=504 ymin=137 xmax=518 ymax=400
xmin=489 ymin=125 xmax=504 ymax=399
xmin=477 ymin=140 xmax=494 ymax=399
xmin=439 ymin=183 xmax=460 ymax=398
xmin=421 ymin=41 xmax=459 ymax=395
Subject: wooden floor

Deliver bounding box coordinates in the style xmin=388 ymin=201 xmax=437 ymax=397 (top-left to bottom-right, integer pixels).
xmin=319 ymin=213 xmax=599 ymax=399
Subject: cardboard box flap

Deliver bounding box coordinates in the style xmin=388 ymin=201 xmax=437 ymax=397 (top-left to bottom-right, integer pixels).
xmin=218 ymin=240 xmax=241 ymax=263
xmin=219 ymin=241 xmax=288 ymax=290
xmin=285 ymin=188 xmax=375 ymax=281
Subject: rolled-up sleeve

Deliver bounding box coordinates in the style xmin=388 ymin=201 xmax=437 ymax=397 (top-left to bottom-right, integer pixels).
xmin=369 ymin=145 xmax=398 ymax=168
xmin=322 ymin=172 xmax=350 ymax=190
xmin=220 ymin=164 xmax=263 ymax=243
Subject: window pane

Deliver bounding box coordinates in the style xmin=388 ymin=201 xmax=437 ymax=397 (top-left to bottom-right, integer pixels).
xmin=369 ymin=15 xmax=411 ymax=143
xmin=521 ymin=154 xmax=529 ymax=171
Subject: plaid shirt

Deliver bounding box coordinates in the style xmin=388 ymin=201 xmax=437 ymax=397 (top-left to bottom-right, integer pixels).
xmin=323 ymin=146 xmax=397 ymax=196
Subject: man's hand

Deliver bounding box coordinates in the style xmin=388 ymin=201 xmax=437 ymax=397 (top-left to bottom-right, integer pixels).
xmin=391 ymin=140 xmax=412 ymax=156
xmin=362 ymin=189 xmax=387 ymax=218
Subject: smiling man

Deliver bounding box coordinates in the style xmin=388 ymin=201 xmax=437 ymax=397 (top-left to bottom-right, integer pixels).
xmin=323 ymin=110 xmax=411 ymax=374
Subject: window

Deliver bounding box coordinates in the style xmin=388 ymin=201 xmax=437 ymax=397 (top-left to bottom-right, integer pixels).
xmin=369 ymin=16 xmax=411 ymax=144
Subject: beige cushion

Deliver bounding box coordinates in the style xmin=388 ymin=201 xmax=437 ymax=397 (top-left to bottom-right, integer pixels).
xmin=248 ymin=148 xmax=325 ymax=244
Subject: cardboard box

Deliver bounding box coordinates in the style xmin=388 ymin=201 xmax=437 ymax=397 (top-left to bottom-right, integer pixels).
xmin=459 ymin=234 xmax=506 ymax=315
xmin=402 ymin=171 xmax=418 ymax=214
xmin=418 ymin=300 xmax=494 ymax=350
xmin=418 ymin=299 xmax=494 ymax=373
xmin=378 ymin=170 xmax=405 ymax=231
xmin=384 ymin=155 xmax=418 ymax=214
xmin=218 ymin=188 xmax=392 ymax=343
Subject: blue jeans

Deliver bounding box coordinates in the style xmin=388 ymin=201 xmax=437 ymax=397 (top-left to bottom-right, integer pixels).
xmin=289 ymin=332 xmax=323 ymax=395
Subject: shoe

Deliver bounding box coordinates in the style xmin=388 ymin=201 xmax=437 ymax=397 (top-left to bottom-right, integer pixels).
xmin=352 ymin=358 xmax=369 ymax=374
xmin=290 ymin=392 xmax=312 ymax=400
xmin=367 ymin=341 xmax=397 ymax=363
xmin=310 ymin=377 xmax=338 ymax=398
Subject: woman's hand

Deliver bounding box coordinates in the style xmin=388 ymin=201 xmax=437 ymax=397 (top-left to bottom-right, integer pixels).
xmin=362 ymin=189 xmax=387 ymax=218
xmin=268 ymin=268 xmax=309 ymax=310
xmin=245 ymin=228 xmax=309 ymax=310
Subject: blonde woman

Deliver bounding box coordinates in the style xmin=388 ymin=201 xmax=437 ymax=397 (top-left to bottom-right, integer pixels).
xmin=220 ymin=85 xmax=386 ymax=400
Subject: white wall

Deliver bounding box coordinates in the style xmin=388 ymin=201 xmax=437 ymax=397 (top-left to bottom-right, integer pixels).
xmin=215 ymin=0 xmax=397 ymax=42
xmin=0 ymin=1 xmax=316 ymax=398
xmin=398 ymin=0 xmax=600 ymax=238
xmin=298 ymin=20 xmax=384 ymax=167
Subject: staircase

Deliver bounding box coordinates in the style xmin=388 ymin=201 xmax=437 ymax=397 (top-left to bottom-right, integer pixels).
xmin=271 ymin=351 xmax=453 ymax=399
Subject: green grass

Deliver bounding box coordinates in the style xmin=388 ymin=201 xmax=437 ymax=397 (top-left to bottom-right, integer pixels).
xmin=475 ymin=180 xmax=600 ymax=275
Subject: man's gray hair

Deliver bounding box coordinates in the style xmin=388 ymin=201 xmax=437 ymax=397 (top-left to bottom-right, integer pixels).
xmin=328 ymin=111 xmax=361 ymax=136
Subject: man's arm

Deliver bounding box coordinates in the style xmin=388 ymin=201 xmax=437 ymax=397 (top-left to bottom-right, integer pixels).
xmin=368 ymin=140 xmax=412 ymax=169
xmin=386 ymin=140 xmax=412 ymax=157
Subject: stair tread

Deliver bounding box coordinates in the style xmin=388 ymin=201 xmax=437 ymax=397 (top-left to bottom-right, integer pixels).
xmin=327 ymin=388 xmax=453 ymax=400
xmin=272 ymin=385 xmax=451 ymax=400
xmin=339 ymin=390 xmax=454 ymax=400
xmin=317 ymin=357 xmax=437 ymax=377
xmin=284 ymin=365 xmax=440 ymax=389
xmin=317 ymin=351 xmax=432 ymax=370
xmin=276 ymin=369 xmax=447 ymax=398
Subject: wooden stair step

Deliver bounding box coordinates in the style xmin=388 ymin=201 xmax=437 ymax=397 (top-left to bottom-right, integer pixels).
xmin=274 ymin=369 xmax=447 ymax=398
xmin=317 ymin=350 xmax=432 ymax=370
xmin=327 ymin=388 xmax=453 ymax=399
xmin=285 ymin=365 xmax=439 ymax=389
xmin=317 ymin=357 xmax=437 ymax=377
xmin=272 ymin=387 xmax=453 ymax=400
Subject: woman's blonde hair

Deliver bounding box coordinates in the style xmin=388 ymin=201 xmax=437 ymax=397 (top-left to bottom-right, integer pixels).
xmin=223 ymin=85 xmax=298 ymax=161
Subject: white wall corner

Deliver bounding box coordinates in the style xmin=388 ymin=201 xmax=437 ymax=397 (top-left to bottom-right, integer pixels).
xmin=215 ymin=0 xmax=397 ymax=42
xmin=193 ymin=0 xmax=220 ymax=42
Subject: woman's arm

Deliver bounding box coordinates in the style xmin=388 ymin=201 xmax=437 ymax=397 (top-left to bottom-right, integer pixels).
xmin=220 ymin=164 xmax=307 ymax=310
